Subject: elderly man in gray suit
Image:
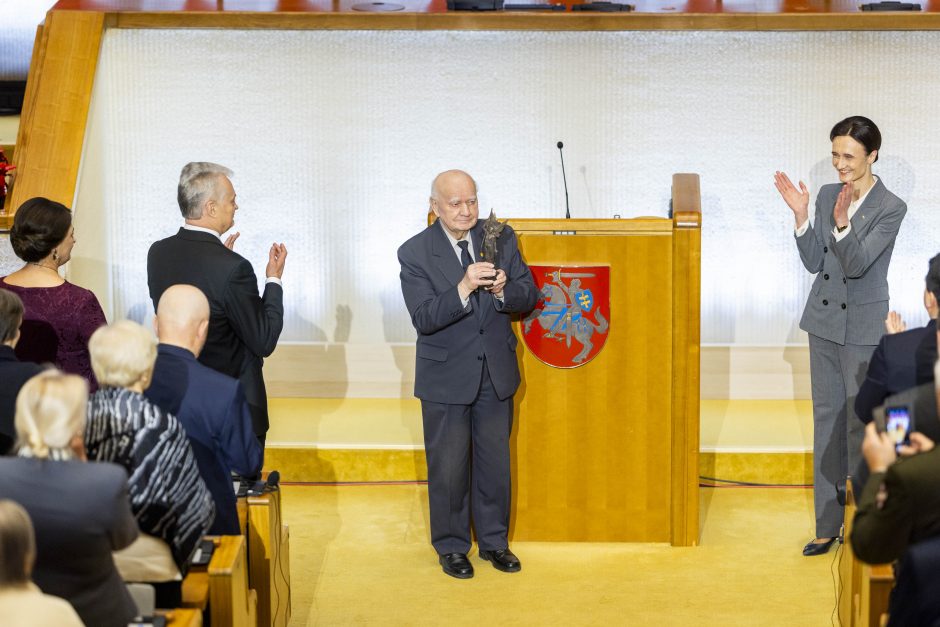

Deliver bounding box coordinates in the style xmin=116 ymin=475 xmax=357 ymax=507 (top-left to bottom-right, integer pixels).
xmin=398 ymin=170 xmax=538 ymax=579
xmin=775 ymin=116 xmax=907 ymax=556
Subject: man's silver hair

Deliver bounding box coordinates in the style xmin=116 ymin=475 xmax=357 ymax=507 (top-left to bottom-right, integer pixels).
xmin=177 ymin=162 xmax=233 ymax=219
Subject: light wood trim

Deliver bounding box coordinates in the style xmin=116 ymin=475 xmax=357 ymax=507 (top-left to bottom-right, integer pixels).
xmin=110 ymin=11 xmax=940 ymax=32
xmin=158 ymin=608 xmax=203 ymax=627
xmin=3 ymin=10 xmax=105 ymax=226
xmin=669 ymin=172 xmax=701 ymax=546
xmin=247 ymin=490 xmax=291 ymax=627
xmin=507 ymin=217 xmax=671 ymax=233
xmin=181 ymin=571 xmax=209 ymax=611
xmin=208 ymin=535 xmax=256 ymax=627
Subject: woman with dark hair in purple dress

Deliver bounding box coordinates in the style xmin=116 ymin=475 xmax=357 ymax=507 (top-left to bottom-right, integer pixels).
xmin=1 ymin=197 xmax=106 ymax=389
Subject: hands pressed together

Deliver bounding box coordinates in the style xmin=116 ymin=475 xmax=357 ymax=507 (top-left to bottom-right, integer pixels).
xmin=221 ymin=232 xmax=288 ymax=279
xmin=774 ymin=171 xmax=853 ymax=230
xmin=459 ymin=262 xmax=507 ymax=300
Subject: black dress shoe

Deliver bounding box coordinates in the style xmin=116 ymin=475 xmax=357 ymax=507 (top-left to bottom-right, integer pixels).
xmin=479 ymin=548 xmax=522 ymax=572
xmin=439 ymin=553 xmax=474 ymax=579
xmin=802 ymin=537 xmax=837 ymax=556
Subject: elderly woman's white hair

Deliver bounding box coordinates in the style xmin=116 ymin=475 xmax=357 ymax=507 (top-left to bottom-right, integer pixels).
xmin=88 ymin=320 xmax=157 ymax=389
xmin=14 ymin=371 xmax=87 ymax=460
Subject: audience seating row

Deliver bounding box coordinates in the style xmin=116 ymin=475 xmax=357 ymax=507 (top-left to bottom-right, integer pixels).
xmin=839 ymin=480 xmax=893 ymax=627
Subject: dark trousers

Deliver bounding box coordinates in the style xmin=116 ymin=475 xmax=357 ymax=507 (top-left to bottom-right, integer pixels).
xmin=421 ymin=361 xmax=513 ymax=556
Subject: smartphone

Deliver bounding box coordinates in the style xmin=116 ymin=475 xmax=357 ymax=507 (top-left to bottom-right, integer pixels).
xmin=885 ymin=406 xmax=912 ymax=452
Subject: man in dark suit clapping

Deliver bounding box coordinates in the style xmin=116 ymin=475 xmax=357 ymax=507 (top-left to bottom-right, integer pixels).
xmin=147 ymin=162 xmax=286 ymax=451
xmin=398 ymin=170 xmax=538 ymax=579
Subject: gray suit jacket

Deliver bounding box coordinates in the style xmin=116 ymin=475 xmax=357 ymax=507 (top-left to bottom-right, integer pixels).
xmin=796 ymin=179 xmax=907 ymax=346
xmin=398 ymin=219 xmax=538 ymax=404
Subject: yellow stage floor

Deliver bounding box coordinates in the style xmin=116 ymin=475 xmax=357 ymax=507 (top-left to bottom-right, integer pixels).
xmin=282 ymin=483 xmax=834 ymax=626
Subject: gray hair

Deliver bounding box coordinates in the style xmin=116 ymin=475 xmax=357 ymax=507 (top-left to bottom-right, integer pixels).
xmin=177 ymin=162 xmax=233 ymax=219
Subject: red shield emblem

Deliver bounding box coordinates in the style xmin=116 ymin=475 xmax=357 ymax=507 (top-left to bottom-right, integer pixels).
xmin=521 ymin=266 xmax=610 ymax=368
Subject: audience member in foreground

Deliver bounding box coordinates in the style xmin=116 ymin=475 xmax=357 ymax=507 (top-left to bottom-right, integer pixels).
xmin=85 ymin=320 xmax=214 ymax=580
xmin=0 ymin=372 xmax=138 ymax=627
xmin=146 ymin=284 xmax=262 ymax=534
xmin=1 ymin=197 xmax=106 ymax=388
xmin=851 ymin=362 xmax=940 ymax=565
xmin=0 ymin=289 xmax=42 ymax=454
xmin=398 ymin=170 xmax=538 ymax=579
xmin=0 ymin=499 xmax=83 ymax=626
xmin=856 ymin=252 xmax=940 ymax=424
xmin=148 ymin=161 xmax=286 ymax=451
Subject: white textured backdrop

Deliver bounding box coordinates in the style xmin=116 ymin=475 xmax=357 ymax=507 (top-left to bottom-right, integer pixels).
xmin=67 ymin=28 xmax=940 ymax=397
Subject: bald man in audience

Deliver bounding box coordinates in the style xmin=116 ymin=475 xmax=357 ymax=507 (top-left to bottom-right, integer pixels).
xmin=145 ymin=284 xmax=262 ymax=535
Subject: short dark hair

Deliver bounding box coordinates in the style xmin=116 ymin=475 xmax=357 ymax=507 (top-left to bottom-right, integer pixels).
xmin=0 ymin=289 xmax=24 ymax=344
xmin=830 ymin=116 xmax=882 ymax=163
xmin=0 ymin=499 xmax=35 ymax=586
xmin=9 ymin=197 xmax=72 ymax=263
xmin=927 ymin=253 xmax=940 ymax=304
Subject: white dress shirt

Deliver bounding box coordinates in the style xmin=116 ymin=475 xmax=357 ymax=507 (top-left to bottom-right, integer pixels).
xmin=795 ymin=176 xmax=878 ymax=242
xmin=439 ymin=221 xmax=475 ymax=309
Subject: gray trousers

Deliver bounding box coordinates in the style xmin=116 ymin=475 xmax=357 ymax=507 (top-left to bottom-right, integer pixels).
xmin=808 ymin=334 xmax=876 ymax=538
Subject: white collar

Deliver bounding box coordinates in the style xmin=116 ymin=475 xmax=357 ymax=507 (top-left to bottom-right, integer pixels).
xmin=182 ymin=223 xmax=223 ymax=242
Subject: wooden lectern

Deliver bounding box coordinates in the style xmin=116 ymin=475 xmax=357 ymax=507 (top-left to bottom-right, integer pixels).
xmin=507 ymin=174 xmax=701 ymax=546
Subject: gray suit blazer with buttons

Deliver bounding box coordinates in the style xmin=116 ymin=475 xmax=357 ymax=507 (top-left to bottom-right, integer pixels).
xmin=398 ymin=219 xmax=539 ymax=405
xmin=795 ymin=179 xmax=907 ymax=346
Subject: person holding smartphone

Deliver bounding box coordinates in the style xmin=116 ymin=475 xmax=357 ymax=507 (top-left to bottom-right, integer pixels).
xmin=774 ymin=116 xmax=908 ymax=556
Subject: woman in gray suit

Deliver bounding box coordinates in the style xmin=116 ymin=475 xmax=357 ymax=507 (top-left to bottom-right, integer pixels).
xmin=774 ymin=116 xmax=907 ymax=556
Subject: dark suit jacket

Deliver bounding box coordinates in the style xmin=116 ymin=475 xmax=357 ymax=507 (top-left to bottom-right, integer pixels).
xmin=856 ymin=319 xmax=938 ymax=424
xmin=147 ymin=228 xmax=284 ymax=435
xmin=0 ymin=345 xmax=42 ymax=453
xmin=851 ymin=404 xmax=940 ymax=566
xmin=889 ymin=536 xmax=940 ymax=627
xmin=398 ymin=220 xmax=538 ymax=403
xmin=146 ymin=343 xmax=263 ymax=534
xmin=0 ymin=457 xmax=139 ymax=627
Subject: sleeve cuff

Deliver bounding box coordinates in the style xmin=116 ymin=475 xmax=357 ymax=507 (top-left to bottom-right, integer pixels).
xmin=794 ymin=219 xmax=810 ymax=237
xmin=265 ymin=277 xmax=283 ymax=286
xmin=833 ymin=224 xmax=852 ymax=242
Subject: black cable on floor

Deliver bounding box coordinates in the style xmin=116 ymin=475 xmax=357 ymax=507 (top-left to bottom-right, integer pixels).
xmin=699 ymin=475 xmax=813 ymax=488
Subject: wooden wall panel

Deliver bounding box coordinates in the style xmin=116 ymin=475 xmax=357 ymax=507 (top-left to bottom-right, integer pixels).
xmin=1 ymin=10 xmax=104 ymax=228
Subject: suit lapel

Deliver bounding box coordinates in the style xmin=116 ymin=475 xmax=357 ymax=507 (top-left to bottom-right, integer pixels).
xmin=431 ymin=221 xmax=465 ymax=286
xmin=850 ymin=178 xmax=887 ymax=236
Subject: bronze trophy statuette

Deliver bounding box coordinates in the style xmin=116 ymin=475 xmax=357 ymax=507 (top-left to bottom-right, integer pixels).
xmin=480 ymin=210 xmax=507 ymax=285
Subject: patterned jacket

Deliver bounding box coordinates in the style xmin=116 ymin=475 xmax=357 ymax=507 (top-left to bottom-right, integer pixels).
xmin=85 ymin=387 xmax=215 ymax=572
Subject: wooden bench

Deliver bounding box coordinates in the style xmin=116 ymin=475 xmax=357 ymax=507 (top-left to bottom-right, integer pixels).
xmin=247 ymin=488 xmax=291 ymax=627
xmin=157 ymin=608 xmax=203 ymax=627
xmin=839 ymin=479 xmax=895 ymax=627
xmin=181 ymin=535 xmax=257 ymax=626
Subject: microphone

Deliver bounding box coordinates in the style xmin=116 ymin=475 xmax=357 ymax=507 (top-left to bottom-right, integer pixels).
xmin=557 ymin=141 xmax=571 ymax=219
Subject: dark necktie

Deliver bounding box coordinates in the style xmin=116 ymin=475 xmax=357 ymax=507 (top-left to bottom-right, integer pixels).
xmin=458 ymin=240 xmax=473 ymax=270
xmin=457 ymin=240 xmax=478 ymax=307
